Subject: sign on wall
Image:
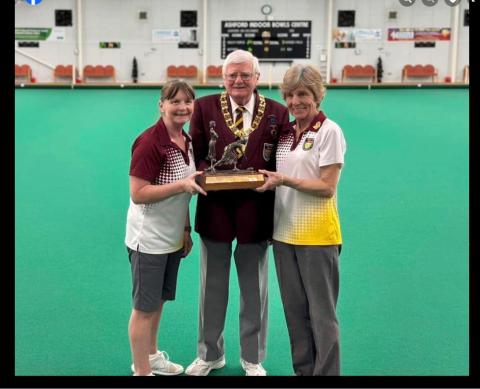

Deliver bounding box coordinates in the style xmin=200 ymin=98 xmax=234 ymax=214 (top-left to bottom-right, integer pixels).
xmin=387 ymin=28 xmax=451 ymax=41
xmin=15 ymin=27 xmax=65 ymax=41
xmin=100 ymin=42 xmax=121 ymax=48
xmin=352 ymin=29 xmax=381 ymax=41
xmin=221 ymin=20 xmax=311 ymax=60
xmin=332 ymin=28 xmax=381 ymax=48
xmin=152 ymin=29 xmax=180 ymax=43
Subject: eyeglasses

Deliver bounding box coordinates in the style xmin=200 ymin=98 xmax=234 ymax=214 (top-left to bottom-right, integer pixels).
xmin=225 ymin=72 xmax=255 ymax=81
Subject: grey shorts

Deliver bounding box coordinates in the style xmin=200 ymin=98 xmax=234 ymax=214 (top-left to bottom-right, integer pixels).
xmin=127 ymin=247 xmax=183 ymax=312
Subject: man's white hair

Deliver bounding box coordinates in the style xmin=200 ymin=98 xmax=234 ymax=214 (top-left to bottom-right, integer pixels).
xmin=222 ymin=50 xmax=260 ymax=76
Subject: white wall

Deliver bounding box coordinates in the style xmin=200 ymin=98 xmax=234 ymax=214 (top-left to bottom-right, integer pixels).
xmin=331 ymin=0 xmax=468 ymax=82
xmin=15 ymin=0 xmax=77 ymax=82
xmin=82 ymin=0 xmax=202 ymax=82
xmin=14 ymin=0 xmax=469 ymax=83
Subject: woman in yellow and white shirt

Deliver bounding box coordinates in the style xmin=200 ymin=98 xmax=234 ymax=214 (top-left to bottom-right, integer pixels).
xmin=256 ymin=64 xmax=346 ymax=376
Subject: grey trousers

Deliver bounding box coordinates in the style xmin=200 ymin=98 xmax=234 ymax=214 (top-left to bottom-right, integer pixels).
xmin=273 ymin=241 xmax=340 ymax=376
xmin=197 ymin=236 xmax=268 ymax=364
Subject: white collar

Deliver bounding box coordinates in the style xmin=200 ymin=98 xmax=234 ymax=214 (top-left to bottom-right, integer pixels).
xmin=229 ymin=94 xmax=255 ymax=116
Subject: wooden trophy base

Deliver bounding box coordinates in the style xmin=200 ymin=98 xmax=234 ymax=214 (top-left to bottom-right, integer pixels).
xmin=197 ymin=170 xmax=265 ymax=191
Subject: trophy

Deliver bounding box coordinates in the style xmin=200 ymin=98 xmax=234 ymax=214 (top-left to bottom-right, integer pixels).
xmin=196 ymin=120 xmax=267 ymax=191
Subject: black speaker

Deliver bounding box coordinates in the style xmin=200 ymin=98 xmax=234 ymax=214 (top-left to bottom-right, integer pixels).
xmin=415 ymin=41 xmax=435 ymax=48
xmin=18 ymin=41 xmax=39 ymax=48
xmin=338 ymin=10 xmax=355 ymax=27
xmin=180 ymin=10 xmax=197 ymax=27
xmin=55 ymin=10 xmax=72 ymax=26
xmin=464 ymin=9 xmax=469 ymax=27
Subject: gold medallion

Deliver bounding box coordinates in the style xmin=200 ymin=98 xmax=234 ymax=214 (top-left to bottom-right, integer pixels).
xmin=220 ymin=92 xmax=266 ymax=139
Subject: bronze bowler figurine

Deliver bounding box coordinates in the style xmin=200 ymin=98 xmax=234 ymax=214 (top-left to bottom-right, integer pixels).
xmin=206 ymin=121 xmax=219 ymax=172
xmin=213 ymin=137 xmax=248 ymax=171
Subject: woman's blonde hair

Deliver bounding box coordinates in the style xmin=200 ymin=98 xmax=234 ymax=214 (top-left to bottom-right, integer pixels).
xmin=280 ymin=64 xmax=326 ymax=108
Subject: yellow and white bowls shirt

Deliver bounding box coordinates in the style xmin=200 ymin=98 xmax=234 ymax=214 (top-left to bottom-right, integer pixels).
xmin=273 ymin=113 xmax=346 ymax=245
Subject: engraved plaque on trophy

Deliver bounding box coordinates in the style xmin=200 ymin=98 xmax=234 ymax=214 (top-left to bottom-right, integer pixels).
xmin=196 ymin=120 xmax=267 ymax=191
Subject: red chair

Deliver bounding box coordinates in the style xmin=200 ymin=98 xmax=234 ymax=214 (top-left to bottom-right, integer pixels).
xmin=341 ymin=65 xmax=353 ymax=82
xmin=54 ymin=65 xmax=73 ymax=81
xmin=167 ymin=65 xmax=178 ymax=78
xmin=207 ymin=65 xmax=222 ymax=78
xmin=104 ymin=65 xmax=115 ymax=81
xmin=177 ymin=65 xmax=188 ymax=78
xmin=167 ymin=65 xmax=198 ymax=81
xmin=206 ymin=65 xmax=217 ymax=77
xmin=342 ymin=65 xmax=376 ymax=83
xmin=402 ymin=64 xmax=437 ymax=82
xmin=363 ymin=65 xmax=375 ymax=79
xmin=15 ymin=64 xmax=32 ymax=83
xmin=83 ymin=65 xmax=116 ymax=82
xmin=186 ymin=65 xmax=198 ymax=78
xmin=93 ymin=65 xmax=104 ymax=77
xmin=83 ymin=65 xmax=94 ymax=77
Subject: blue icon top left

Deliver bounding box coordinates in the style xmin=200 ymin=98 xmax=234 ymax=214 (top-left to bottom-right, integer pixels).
xmin=25 ymin=0 xmax=43 ymax=5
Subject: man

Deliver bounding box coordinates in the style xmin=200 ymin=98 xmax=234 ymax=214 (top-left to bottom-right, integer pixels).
xmin=186 ymin=50 xmax=289 ymax=376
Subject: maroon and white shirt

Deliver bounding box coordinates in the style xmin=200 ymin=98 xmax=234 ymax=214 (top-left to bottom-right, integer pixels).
xmin=125 ymin=118 xmax=196 ymax=254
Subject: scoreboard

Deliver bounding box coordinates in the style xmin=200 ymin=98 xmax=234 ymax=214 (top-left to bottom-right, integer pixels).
xmin=221 ymin=20 xmax=311 ymax=60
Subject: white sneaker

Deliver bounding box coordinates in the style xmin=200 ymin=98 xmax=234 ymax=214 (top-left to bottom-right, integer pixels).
xmin=185 ymin=355 xmax=226 ymax=376
xmin=131 ymin=350 xmax=184 ymax=376
xmin=240 ymin=358 xmax=267 ymax=376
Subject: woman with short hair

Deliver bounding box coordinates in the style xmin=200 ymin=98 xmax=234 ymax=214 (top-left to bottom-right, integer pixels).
xmin=257 ymin=64 xmax=347 ymax=376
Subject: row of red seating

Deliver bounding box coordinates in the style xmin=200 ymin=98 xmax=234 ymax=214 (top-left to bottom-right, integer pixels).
xmin=83 ymin=65 xmax=115 ymax=81
xmin=341 ymin=64 xmax=440 ymax=83
xmin=17 ymin=63 xmax=221 ymax=83
xmin=402 ymin=64 xmax=436 ymax=82
xmin=16 ymin=63 xmax=469 ymax=84
xmin=167 ymin=65 xmax=198 ymax=78
xmin=15 ymin=64 xmax=115 ymax=83
xmin=15 ymin=64 xmax=33 ymax=82
xmin=54 ymin=65 xmax=73 ymax=81
xmin=206 ymin=65 xmax=223 ymax=78
xmin=342 ymin=65 xmax=376 ymax=83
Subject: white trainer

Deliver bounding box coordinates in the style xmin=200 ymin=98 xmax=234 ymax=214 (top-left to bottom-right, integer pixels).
xmin=185 ymin=355 xmax=226 ymax=376
xmin=131 ymin=350 xmax=184 ymax=376
xmin=240 ymin=358 xmax=267 ymax=376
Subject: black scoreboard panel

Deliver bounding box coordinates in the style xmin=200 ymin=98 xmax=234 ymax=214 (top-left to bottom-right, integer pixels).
xmin=221 ymin=21 xmax=311 ymax=60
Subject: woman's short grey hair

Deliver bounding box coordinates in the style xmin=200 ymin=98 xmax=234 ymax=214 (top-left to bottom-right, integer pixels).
xmin=280 ymin=64 xmax=326 ymax=107
xmin=222 ymin=50 xmax=261 ymax=77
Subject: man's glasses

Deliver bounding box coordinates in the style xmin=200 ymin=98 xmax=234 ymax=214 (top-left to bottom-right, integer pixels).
xmin=225 ymin=72 xmax=255 ymax=81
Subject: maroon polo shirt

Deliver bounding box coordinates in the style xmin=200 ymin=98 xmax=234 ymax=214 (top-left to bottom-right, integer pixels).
xmin=284 ymin=111 xmax=328 ymax=150
xmin=189 ymin=92 xmax=290 ymax=243
xmin=130 ymin=118 xmax=192 ymax=184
